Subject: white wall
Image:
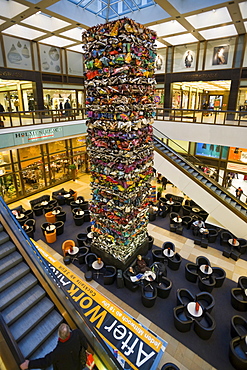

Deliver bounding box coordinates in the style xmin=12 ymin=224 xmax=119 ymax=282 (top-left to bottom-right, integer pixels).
xmin=153 ymin=121 xmax=247 ymax=148
xmin=154 ymin=151 xmax=247 ymax=238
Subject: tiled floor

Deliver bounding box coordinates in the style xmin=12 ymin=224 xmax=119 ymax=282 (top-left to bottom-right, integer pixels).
xmin=10 ymin=174 xmax=247 ymax=370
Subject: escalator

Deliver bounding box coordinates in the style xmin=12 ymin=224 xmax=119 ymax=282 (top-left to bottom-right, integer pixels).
xmin=0 ymin=221 xmax=63 ymax=368
xmin=153 ymin=132 xmax=247 ymax=239
xmin=0 ymin=198 xmax=121 ymax=370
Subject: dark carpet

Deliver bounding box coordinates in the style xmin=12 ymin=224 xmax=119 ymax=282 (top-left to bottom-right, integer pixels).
xmin=32 ymin=204 xmax=247 ymax=370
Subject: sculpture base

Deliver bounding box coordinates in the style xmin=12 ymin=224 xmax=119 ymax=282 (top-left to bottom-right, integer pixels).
xmin=91 ymin=238 xmax=149 ymax=270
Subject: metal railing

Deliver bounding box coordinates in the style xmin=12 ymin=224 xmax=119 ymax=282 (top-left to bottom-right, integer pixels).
xmin=155 ymin=108 xmax=247 ymax=126
xmin=1 ymin=107 xmax=247 ymax=128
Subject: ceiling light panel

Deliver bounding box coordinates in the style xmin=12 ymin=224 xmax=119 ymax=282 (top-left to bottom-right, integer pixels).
xmin=149 ymin=20 xmax=186 ymax=37
xmin=22 ymin=13 xmax=70 ymax=32
xmin=3 ymin=24 xmax=46 ymax=40
xmin=60 ymin=28 xmax=86 ymax=41
xmin=41 ymin=36 xmax=74 ymax=47
xmin=67 ymin=44 xmax=84 ymax=52
xmin=0 ymin=19 xmax=5 ymax=25
xmin=244 ymin=21 xmax=247 ymax=33
xmin=199 ymin=24 xmax=237 ymax=40
xmin=185 ymin=7 xmax=232 ymax=29
xmin=0 ymin=0 xmax=28 ymax=18
xmin=163 ymin=33 xmax=198 ymax=46
xmin=155 ymin=40 xmax=167 ymax=48
xmin=239 ymin=1 xmax=247 ymax=19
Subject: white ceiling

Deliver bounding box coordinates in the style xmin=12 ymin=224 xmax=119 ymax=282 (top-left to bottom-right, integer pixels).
xmin=0 ymin=0 xmax=246 ymax=52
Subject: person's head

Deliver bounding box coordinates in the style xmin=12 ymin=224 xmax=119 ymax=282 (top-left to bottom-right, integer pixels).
xmin=58 ymin=323 xmax=70 ymax=340
xmin=66 ymin=99 xmax=69 ymax=102
xmin=137 ymin=255 xmax=142 ymax=260
xmin=129 ymin=267 xmax=134 ymax=273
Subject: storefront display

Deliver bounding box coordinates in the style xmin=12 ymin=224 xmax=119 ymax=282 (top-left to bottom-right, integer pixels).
xmin=82 ymin=18 xmax=156 ymax=265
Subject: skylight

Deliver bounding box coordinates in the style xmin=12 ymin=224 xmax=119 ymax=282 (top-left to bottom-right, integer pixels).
xmin=67 ymin=0 xmax=156 ymax=20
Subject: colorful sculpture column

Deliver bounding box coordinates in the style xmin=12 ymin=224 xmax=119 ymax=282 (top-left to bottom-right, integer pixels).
xmin=82 ymin=18 xmax=156 ymax=268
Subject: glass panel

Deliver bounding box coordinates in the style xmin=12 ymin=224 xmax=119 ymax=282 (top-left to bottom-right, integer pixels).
xmin=48 ymin=141 xmax=66 ymax=153
xmin=0 ymin=150 xmax=11 ymax=165
xmin=19 ymin=145 xmax=41 ymax=162
xmin=0 ymin=174 xmax=17 ymax=202
xmin=43 ymin=89 xmax=77 ymax=110
xmin=71 ymin=136 xmax=86 ymax=148
xmin=49 ymin=152 xmax=70 ymax=184
xmin=204 ymin=37 xmax=236 ymax=70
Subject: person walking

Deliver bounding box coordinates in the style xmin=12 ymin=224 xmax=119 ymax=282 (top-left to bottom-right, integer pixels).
xmin=64 ymin=99 xmax=71 ymax=118
xmin=20 ymin=323 xmax=88 ymax=370
xmin=235 ymin=187 xmax=243 ymax=200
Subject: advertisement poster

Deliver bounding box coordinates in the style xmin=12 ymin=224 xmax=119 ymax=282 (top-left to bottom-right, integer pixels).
xmin=33 ymin=242 xmax=167 ymax=370
xmin=39 ymin=44 xmax=61 ymax=73
xmin=183 ymin=50 xmax=194 ymax=69
xmin=212 ymin=45 xmax=229 ymax=65
xmin=196 ymin=143 xmax=228 ymax=159
xmin=154 ymin=49 xmax=166 ymax=74
xmin=3 ymin=35 xmax=32 ymax=70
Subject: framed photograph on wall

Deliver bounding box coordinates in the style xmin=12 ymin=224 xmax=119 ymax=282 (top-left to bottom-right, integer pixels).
xmin=155 ymin=49 xmax=166 ymax=74
xmin=39 ymin=44 xmax=61 ymax=73
xmin=212 ymin=45 xmax=229 ymax=65
xmin=3 ymin=35 xmax=32 ymax=70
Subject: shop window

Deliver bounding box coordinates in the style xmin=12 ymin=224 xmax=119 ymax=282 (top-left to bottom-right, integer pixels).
xmin=19 ymin=146 xmax=42 ymax=162
xmin=0 ymin=174 xmax=17 ymax=201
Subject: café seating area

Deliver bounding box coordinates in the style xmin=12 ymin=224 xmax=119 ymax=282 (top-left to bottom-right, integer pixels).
xmin=229 ymin=315 xmax=247 ymax=370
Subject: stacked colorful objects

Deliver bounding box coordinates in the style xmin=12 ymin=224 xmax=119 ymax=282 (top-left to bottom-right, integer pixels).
xmin=82 ymin=18 xmax=156 ymax=265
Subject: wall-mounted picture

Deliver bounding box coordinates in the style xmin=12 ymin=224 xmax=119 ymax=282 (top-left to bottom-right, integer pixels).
xmin=3 ymin=35 xmax=32 ymax=70
xmin=212 ymin=45 xmax=229 ymax=65
xmin=155 ymin=49 xmax=166 ymax=74
xmin=67 ymin=50 xmax=83 ymax=76
xmin=184 ymin=50 xmax=194 ymax=68
xmin=39 ymin=44 xmax=61 ymax=73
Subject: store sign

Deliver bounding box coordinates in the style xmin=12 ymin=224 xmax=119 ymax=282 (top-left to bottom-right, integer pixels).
xmin=33 ymin=242 xmax=167 ymax=370
xmin=227 ymin=162 xmax=247 ymax=173
xmin=14 ymin=127 xmax=62 ymax=144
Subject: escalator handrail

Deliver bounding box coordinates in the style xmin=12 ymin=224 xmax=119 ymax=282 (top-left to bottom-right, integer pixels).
xmin=0 ymin=313 xmax=25 ymax=365
xmin=0 ymin=197 xmax=121 ymax=370
xmin=153 ymin=126 xmax=247 ymax=205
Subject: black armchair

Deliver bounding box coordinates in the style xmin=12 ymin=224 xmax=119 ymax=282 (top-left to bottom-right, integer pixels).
xmin=172 ymin=202 xmax=182 ymax=213
xmin=231 ymin=315 xmax=247 ymax=338
xmin=103 ymin=265 xmax=117 ymax=285
xmin=182 ymin=205 xmax=192 ymax=216
xmin=162 ymin=241 xmax=175 ymax=251
xmin=83 ymin=210 xmax=91 ymax=222
xmin=173 ymin=305 xmax=194 ymax=333
xmin=150 ymin=262 xmax=167 ymax=283
xmin=25 ymin=219 xmax=36 ymax=232
xmin=152 ymin=248 xmax=165 ymax=263
xmin=78 ymin=246 xmax=89 ymax=264
xmin=77 ymin=233 xmax=88 ymax=247
xmin=229 ymin=336 xmax=247 ymax=370
xmin=73 ymin=214 xmax=84 ymax=226
xmin=41 ymin=222 xmax=51 ymax=236
xmin=231 ymin=288 xmax=247 ymax=311
xmin=123 ymin=269 xmax=140 ymax=291
xmin=147 ymin=234 xmax=154 ymax=250
xmin=141 ymin=285 xmax=157 ymax=308
xmin=196 ymin=256 xmax=211 ymax=267
xmin=220 ymin=231 xmax=233 ymax=246
xmin=176 ymin=288 xmax=194 ymax=306
xmin=161 ymin=363 xmax=180 ymax=370
xmin=212 ymin=267 xmax=226 ymax=288
xmin=85 ymin=253 xmax=97 ymax=271
xmin=156 ymin=276 xmax=172 ymax=299
xmin=33 ymin=204 xmax=43 ymax=216
xmin=238 ymin=276 xmax=247 ymax=290
xmin=198 ymin=275 xmax=216 ymax=293
xmin=238 ymin=239 xmax=247 ymax=255
xmin=185 ymin=263 xmax=198 ymax=283
xmin=24 ymin=209 xmax=34 ymax=220
xmin=167 ymin=253 xmax=182 ymax=271
xmin=195 ymin=292 xmax=215 ymax=313
xmin=56 ymin=211 xmax=66 ymax=222
xmin=194 ymin=312 xmax=216 ymax=340
xmin=207 ymin=229 xmax=218 ymax=243
xmin=181 ymin=216 xmax=193 ymax=229
xmin=23 ymin=226 xmax=34 ymax=239
xmin=54 ymin=221 xmax=64 ymax=236
xmin=80 ymin=201 xmax=89 ymax=211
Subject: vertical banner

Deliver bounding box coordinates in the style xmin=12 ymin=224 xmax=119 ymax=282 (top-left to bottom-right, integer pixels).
xmin=33 ymin=242 xmax=167 ymax=370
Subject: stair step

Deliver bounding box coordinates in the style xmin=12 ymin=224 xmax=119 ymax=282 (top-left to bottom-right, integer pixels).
xmin=235 ymin=205 xmax=242 ymax=211
xmin=0 ymin=240 xmax=16 ymax=259
xmin=0 ymin=223 xmax=3 ymax=232
xmin=0 ymin=262 xmax=30 ymax=292
xmin=211 ymin=186 xmax=217 ymax=191
xmin=201 ymin=179 xmax=208 ymax=184
xmin=183 ymin=165 xmax=190 ymax=170
xmin=215 ymin=190 xmax=222 ymax=195
xmin=18 ymin=310 xmax=63 ymax=358
xmin=0 ymin=274 xmax=37 ymax=310
xmin=2 ymin=285 xmax=46 ymax=325
xmin=219 ymin=193 xmax=227 ymax=200
xmin=0 ymin=251 xmax=23 ymax=275
xmin=30 ymin=330 xmax=58 ymax=365
xmin=10 ymin=298 xmax=55 ymax=342
xmin=0 ymin=231 xmax=10 ymax=246
xmin=240 ymin=209 xmax=247 ymax=216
